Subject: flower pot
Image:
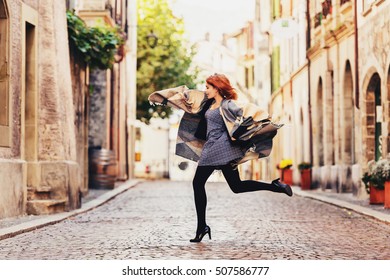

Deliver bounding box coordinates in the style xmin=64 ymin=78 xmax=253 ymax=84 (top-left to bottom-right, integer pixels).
xmin=369 ymin=185 xmax=385 ymax=205
xmin=385 ymin=181 xmax=390 ymax=209
xmin=300 ymin=169 xmax=311 ymax=190
xmin=280 ymin=168 xmax=293 ymax=185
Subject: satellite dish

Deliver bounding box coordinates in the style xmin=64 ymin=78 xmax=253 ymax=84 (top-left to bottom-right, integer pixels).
xmin=270 ymin=18 xmax=299 ymax=39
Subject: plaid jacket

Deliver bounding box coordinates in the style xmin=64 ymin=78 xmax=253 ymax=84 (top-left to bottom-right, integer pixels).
xmin=148 ymin=85 xmax=283 ymax=165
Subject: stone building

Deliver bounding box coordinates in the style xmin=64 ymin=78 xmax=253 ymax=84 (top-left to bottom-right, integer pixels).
xmin=307 ymin=0 xmax=358 ymax=193
xmin=71 ymin=0 xmax=138 ymax=187
xmin=0 ymin=0 xmax=80 ymax=218
xmin=357 ymin=0 xmax=390 ymax=173
xmin=0 ymin=0 xmax=137 ymax=219
xmin=265 ymin=0 xmax=390 ymax=198
xmin=255 ymin=0 xmax=309 ymax=181
xmin=307 ymin=0 xmax=390 ymax=197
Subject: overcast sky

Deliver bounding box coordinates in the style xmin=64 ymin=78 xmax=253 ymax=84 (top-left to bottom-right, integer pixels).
xmin=170 ymin=0 xmax=255 ymax=42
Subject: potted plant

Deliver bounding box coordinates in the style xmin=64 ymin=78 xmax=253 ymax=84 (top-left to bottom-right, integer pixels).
xmin=298 ymin=162 xmax=312 ymax=190
xmin=361 ymin=158 xmax=389 ymax=205
xmin=377 ymin=157 xmax=390 ymax=209
xmin=277 ymin=159 xmax=293 ymax=185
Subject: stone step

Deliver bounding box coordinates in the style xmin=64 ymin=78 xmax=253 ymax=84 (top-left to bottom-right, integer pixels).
xmin=27 ymin=186 xmax=54 ymax=200
xmin=26 ymin=199 xmax=68 ymax=215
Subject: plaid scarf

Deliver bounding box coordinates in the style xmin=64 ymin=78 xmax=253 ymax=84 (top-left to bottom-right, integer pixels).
xmin=148 ymin=86 xmax=283 ymax=166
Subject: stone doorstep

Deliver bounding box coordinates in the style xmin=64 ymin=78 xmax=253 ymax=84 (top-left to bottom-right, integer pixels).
xmin=26 ymin=199 xmax=68 ymax=215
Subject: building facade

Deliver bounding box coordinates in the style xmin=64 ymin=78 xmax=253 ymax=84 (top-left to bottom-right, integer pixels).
xmin=74 ymin=0 xmax=137 ymax=184
xmin=265 ymin=0 xmax=390 ymax=198
xmin=0 ymin=0 xmax=80 ymax=218
xmin=0 ymin=0 xmax=137 ymax=219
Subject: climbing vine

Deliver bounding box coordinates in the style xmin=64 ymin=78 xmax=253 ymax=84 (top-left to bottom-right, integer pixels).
xmin=66 ymin=10 xmax=125 ymax=70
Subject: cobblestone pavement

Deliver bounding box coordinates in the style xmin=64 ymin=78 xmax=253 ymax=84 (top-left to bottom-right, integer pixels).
xmin=0 ymin=180 xmax=389 ymax=260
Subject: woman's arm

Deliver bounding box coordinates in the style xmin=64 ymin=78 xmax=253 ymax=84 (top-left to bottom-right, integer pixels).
xmin=148 ymin=85 xmax=207 ymax=114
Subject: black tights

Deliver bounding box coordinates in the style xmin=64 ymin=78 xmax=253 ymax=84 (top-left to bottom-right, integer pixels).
xmin=192 ymin=164 xmax=283 ymax=233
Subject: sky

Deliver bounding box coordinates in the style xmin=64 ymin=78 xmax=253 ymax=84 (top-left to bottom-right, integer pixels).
xmin=170 ymin=0 xmax=256 ymax=42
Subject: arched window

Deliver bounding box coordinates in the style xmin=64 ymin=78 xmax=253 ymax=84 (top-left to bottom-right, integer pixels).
xmin=343 ymin=61 xmax=355 ymax=164
xmin=317 ymin=77 xmax=324 ymax=166
xmin=0 ymin=0 xmax=10 ymax=147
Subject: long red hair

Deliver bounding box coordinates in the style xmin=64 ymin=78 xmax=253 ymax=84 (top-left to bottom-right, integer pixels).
xmin=206 ymin=73 xmax=238 ymax=100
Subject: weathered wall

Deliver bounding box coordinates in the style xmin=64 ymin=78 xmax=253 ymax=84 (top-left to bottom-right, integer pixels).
xmin=70 ymin=53 xmax=89 ymax=194
xmin=0 ymin=160 xmax=26 ymax=218
xmin=88 ymin=69 xmax=108 ymax=149
xmin=0 ymin=0 xmax=28 ymax=218
xmin=359 ymin=2 xmax=390 ymax=161
xmin=0 ymin=0 xmax=81 ymax=219
xmin=38 ymin=0 xmax=70 ymax=160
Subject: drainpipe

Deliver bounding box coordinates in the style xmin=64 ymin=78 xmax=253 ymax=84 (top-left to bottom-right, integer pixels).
xmin=354 ymin=0 xmax=359 ymax=109
xmin=306 ymin=0 xmax=313 ymax=165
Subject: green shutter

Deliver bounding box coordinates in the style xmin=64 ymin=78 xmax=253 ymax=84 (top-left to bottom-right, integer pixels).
xmin=273 ymin=0 xmax=280 ymax=19
xmin=271 ymin=46 xmax=280 ymax=93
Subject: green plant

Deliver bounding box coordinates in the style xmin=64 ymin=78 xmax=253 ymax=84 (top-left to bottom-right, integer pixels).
xmin=276 ymin=159 xmax=293 ymax=170
xmin=298 ymin=162 xmax=312 ymax=171
xmin=362 ymin=158 xmax=390 ymax=193
xmin=66 ymin=10 xmax=125 ymax=70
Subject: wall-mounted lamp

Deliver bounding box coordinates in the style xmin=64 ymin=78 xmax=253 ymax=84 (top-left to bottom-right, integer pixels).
xmin=146 ymin=30 xmax=158 ymax=48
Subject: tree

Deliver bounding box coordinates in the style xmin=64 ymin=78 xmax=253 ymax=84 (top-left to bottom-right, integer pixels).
xmin=137 ymin=0 xmax=198 ymax=122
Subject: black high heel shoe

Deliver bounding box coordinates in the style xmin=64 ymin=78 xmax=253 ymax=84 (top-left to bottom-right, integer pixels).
xmin=190 ymin=226 xmax=211 ymax=243
xmin=272 ymin=178 xmax=293 ymax=197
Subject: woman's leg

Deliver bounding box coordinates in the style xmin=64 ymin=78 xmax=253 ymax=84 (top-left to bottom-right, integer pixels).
xmin=192 ymin=165 xmax=216 ymax=233
xmin=220 ymin=164 xmax=290 ymax=194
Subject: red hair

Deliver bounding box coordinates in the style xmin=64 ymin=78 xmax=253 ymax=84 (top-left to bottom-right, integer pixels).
xmin=206 ymin=73 xmax=238 ymax=100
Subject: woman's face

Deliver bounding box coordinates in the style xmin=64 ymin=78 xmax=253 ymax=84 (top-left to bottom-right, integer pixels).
xmin=205 ymin=83 xmax=219 ymax=99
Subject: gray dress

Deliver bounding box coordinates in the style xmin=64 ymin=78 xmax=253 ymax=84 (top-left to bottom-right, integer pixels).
xmin=198 ymin=107 xmax=245 ymax=166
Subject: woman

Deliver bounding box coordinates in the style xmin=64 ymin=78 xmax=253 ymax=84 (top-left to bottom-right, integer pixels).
xmin=189 ymin=74 xmax=292 ymax=243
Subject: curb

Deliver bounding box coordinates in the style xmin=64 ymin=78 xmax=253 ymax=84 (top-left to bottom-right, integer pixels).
xmin=292 ymin=186 xmax=390 ymax=225
xmin=0 ymin=179 xmax=141 ymax=241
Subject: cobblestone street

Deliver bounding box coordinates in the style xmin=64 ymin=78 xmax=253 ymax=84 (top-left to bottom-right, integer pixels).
xmin=0 ymin=180 xmax=389 ymax=260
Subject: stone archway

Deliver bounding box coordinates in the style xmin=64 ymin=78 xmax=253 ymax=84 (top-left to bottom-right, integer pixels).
xmin=364 ymin=73 xmax=381 ymax=161
xmin=338 ymin=60 xmax=355 ymax=193
xmin=342 ymin=61 xmax=355 ymax=164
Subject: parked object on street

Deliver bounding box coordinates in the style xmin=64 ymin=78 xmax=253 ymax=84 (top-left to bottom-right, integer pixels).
xmin=298 ymin=162 xmax=312 ymax=190
xmin=89 ymin=148 xmax=118 ymax=189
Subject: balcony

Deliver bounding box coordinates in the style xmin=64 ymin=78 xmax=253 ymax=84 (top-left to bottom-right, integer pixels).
xmin=314 ymin=12 xmax=323 ymax=28
xmin=78 ymin=0 xmax=107 ymax=11
xmin=313 ymin=0 xmax=333 ymax=28
xmin=322 ymin=0 xmax=332 ymax=17
xmin=340 ymin=0 xmax=353 ymax=19
xmin=77 ymin=0 xmax=116 ymax=27
xmin=340 ymin=0 xmax=351 ymax=5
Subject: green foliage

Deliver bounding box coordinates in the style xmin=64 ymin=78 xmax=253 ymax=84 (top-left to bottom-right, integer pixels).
xmin=298 ymin=162 xmax=312 ymax=171
xmin=66 ymin=10 xmax=125 ymax=70
xmin=362 ymin=158 xmax=390 ymax=193
xmin=136 ymin=0 xmax=199 ymax=122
